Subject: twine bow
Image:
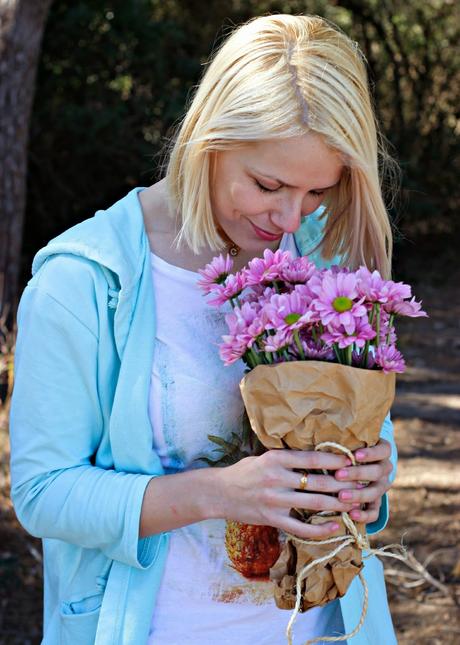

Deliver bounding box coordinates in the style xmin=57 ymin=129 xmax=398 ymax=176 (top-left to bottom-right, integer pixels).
xmin=285 ymin=441 xmax=408 ymax=645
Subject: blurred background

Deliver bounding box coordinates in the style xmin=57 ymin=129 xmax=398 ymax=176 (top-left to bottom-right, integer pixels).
xmin=0 ymin=1 xmax=459 ymax=643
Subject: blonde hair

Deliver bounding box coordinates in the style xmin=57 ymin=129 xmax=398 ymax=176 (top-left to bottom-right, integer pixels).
xmin=166 ymin=14 xmax=397 ymax=278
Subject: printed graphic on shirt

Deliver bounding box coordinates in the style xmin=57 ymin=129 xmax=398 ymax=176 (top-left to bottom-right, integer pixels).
xmin=149 ymin=259 xmax=280 ymax=606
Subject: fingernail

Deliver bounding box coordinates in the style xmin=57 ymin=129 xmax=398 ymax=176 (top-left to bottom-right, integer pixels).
xmin=345 ymin=458 xmax=353 ymax=466
xmin=357 ymin=483 xmax=367 ymax=489
xmin=337 ymin=469 xmax=348 ymax=479
xmin=351 ymin=502 xmax=361 ymax=508
xmin=340 ymin=491 xmax=353 ymax=500
xmin=355 ymin=450 xmax=366 ymax=460
xmin=331 ymin=523 xmax=340 ymax=531
xmin=350 ymin=510 xmax=361 ymax=520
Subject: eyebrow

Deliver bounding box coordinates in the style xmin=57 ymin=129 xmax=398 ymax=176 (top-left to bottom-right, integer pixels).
xmin=249 ymin=166 xmax=340 ymax=191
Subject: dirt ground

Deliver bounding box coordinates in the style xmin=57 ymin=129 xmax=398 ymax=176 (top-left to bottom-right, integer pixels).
xmin=0 ymin=282 xmax=459 ymax=644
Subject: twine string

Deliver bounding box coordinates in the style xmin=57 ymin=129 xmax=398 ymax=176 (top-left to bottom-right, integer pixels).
xmin=284 ymin=440 xmax=407 ymax=645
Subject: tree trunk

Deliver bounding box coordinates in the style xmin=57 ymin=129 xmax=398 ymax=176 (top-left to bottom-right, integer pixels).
xmin=0 ymin=0 xmax=53 ymax=324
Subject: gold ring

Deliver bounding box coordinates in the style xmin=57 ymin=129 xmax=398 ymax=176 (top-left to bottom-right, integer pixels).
xmin=299 ymin=472 xmax=308 ymax=491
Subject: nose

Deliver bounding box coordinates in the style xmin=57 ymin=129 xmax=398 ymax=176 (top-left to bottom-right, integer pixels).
xmin=272 ymin=199 xmax=303 ymax=234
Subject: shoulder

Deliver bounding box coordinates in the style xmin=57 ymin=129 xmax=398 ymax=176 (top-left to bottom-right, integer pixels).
xmin=24 ymin=254 xmax=110 ymax=339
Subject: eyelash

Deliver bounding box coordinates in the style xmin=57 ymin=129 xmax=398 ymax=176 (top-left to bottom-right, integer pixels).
xmin=254 ymin=179 xmax=324 ymax=197
xmin=254 ymin=179 xmax=278 ymax=193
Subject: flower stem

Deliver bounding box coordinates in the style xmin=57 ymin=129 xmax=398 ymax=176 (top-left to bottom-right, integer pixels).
xmin=375 ymin=303 xmax=381 ymax=346
xmin=250 ymin=347 xmax=261 ymax=366
xmin=333 ymin=344 xmax=342 ymax=364
xmin=346 ymin=344 xmax=352 ymax=366
xmin=361 ymin=340 xmax=370 ymax=368
xmin=386 ymin=313 xmax=395 ymax=345
xmin=244 ymin=351 xmax=256 ymax=369
xmin=293 ymin=330 xmax=306 ymax=360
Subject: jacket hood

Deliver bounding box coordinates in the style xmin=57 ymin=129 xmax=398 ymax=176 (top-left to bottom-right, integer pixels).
xmin=32 ymin=187 xmax=147 ymax=292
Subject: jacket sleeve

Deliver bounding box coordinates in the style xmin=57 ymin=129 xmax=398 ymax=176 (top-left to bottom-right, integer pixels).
xmin=366 ymin=412 xmax=398 ymax=535
xmin=9 ymin=259 xmax=160 ymax=570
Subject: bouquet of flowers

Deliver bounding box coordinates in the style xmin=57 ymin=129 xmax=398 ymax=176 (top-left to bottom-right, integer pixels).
xmin=198 ymin=249 xmax=427 ymax=636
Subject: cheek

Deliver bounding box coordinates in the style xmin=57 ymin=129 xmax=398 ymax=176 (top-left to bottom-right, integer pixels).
xmin=231 ymin=183 xmax=266 ymax=215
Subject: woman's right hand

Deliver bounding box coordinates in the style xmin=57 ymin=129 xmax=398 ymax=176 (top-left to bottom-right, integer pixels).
xmin=214 ymin=449 xmax=361 ymax=538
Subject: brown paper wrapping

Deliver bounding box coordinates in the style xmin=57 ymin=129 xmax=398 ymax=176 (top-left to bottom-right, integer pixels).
xmin=239 ymin=360 xmax=395 ymax=610
xmin=270 ymin=515 xmax=365 ymax=611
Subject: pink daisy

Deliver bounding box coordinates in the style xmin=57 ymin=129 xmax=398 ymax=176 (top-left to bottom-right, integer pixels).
xmin=279 ymin=256 xmax=316 ymax=285
xmin=219 ymin=334 xmax=249 ymax=366
xmin=374 ymin=345 xmax=406 ymax=373
xmin=311 ymin=271 xmax=367 ymax=334
xmin=197 ymin=254 xmax=234 ymax=294
xmin=388 ymin=296 xmax=427 ymax=318
xmin=225 ymin=302 xmax=265 ymax=349
xmin=356 ymin=266 xmax=391 ymax=303
xmin=296 ymin=339 xmax=335 ymax=361
xmin=207 ymin=272 xmax=247 ymax=306
xmin=244 ymin=248 xmax=293 ymax=286
xmin=321 ymin=316 xmax=376 ymax=349
xmin=263 ymin=290 xmax=316 ymax=332
xmin=263 ymin=329 xmax=294 ymax=352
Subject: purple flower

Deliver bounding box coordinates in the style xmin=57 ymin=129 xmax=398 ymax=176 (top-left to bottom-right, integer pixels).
xmin=263 ymin=290 xmax=316 ymax=332
xmin=386 ymin=280 xmax=412 ymax=303
xmin=207 ymin=272 xmax=247 ymax=306
xmin=311 ymin=271 xmax=367 ymax=334
xmin=321 ymin=316 xmax=376 ymax=349
xmin=225 ymin=302 xmax=265 ymax=348
xmin=352 ymin=350 xmax=376 ymax=369
xmin=197 ymin=254 xmax=234 ymax=294
xmin=244 ymin=248 xmax=293 ymax=286
xmin=356 ymin=266 xmax=391 ymax=303
xmin=263 ymin=329 xmax=294 ymax=353
xmin=297 ymin=339 xmax=335 ymax=361
xmin=374 ymin=345 xmax=406 ymax=373
xmin=389 ymin=296 xmax=428 ymax=318
xmin=219 ymin=334 xmax=249 ymax=366
xmin=279 ymin=256 xmax=316 ymax=284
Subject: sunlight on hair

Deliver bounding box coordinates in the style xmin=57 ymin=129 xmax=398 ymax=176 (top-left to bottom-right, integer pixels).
xmin=166 ymin=14 xmax=397 ymax=279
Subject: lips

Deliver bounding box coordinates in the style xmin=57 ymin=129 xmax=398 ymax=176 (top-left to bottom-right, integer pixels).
xmin=251 ymin=222 xmax=283 ymax=242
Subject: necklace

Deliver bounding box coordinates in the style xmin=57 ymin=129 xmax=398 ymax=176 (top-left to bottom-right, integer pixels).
xmin=228 ymin=241 xmax=240 ymax=257
xmin=217 ymin=227 xmax=240 ymax=257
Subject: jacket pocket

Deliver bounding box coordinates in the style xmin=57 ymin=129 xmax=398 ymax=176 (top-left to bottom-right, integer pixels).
xmin=60 ymin=590 xmax=103 ymax=644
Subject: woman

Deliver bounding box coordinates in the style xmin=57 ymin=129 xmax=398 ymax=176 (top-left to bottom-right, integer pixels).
xmin=10 ymin=14 xmax=397 ymax=645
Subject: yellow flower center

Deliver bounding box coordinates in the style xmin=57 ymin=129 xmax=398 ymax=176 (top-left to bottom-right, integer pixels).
xmin=333 ymin=296 xmax=353 ymax=312
xmin=284 ymin=313 xmax=301 ymax=325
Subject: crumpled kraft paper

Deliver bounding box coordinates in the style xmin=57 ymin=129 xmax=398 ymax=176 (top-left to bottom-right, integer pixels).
xmin=240 ymin=360 xmax=395 ymax=451
xmin=239 ymin=360 xmax=396 ymax=609
xmin=270 ymin=514 xmax=365 ymax=610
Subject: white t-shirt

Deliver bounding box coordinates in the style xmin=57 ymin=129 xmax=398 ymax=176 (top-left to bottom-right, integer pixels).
xmin=147 ymin=234 xmax=345 ymax=644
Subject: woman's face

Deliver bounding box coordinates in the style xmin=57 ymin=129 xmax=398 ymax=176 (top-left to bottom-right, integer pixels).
xmin=211 ymin=133 xmax=343 ymax=252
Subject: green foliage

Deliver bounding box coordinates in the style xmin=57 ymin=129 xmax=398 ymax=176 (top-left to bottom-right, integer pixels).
xmin=24 ymin=0 xmax=459 ymax=284
xmin=198 ymin=410 xmax=266 ymax=466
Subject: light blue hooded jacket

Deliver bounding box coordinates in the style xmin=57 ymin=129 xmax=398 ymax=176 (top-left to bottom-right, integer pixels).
xmin=10 ymin=188 xmax=397 ymax=644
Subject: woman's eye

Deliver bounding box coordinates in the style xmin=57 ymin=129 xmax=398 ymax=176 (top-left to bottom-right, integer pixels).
xmin=254 ymin=179 xmax=279 ymax=193
xmin=310 ymin=190 xmax=325 ymax=197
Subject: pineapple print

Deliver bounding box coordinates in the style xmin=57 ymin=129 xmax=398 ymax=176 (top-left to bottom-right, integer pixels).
xmin=225 ymin=520 xmax=280 ymax=579
xmin=200 ymin=411 xmax=281 ymax=579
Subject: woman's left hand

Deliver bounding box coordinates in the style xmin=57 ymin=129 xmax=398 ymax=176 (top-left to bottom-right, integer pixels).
xmin=334 ymin=439 xmax=393 ymax=524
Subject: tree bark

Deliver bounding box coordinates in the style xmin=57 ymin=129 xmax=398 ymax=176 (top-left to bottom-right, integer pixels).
xmin=0 ymin=0 xmax=53 ymax=323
